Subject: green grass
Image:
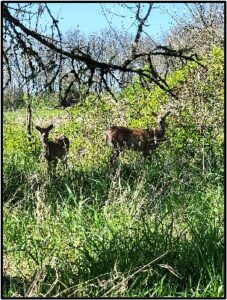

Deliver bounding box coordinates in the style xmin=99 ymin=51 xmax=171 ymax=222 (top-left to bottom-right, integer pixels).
xmin=3 ymin=100 xmax=224 ymax=297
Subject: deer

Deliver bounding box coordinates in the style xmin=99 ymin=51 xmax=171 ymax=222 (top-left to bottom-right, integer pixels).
xmin=105 ymin=111 xmax=171 ymax=168
xmin=35 ymin=124 xmax=70 ymax=170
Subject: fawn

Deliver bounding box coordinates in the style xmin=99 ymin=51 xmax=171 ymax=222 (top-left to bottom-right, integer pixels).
xmin=105 ymin=111 xmax=170 ymax=167
xmin=35 ymin=124 xmax=70 ymax=169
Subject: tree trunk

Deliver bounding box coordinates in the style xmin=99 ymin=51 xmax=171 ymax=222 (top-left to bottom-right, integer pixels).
xmin=26 ymin=102 xmax=32 ymax=142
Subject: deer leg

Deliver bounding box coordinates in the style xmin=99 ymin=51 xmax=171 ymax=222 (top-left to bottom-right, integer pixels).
xmin=47 ymin=160 xmax=54 ymax=174
xmin=47 ymin=160 xmax=51 ymax=172
xmin=48 ymin=159 xmax=57 ymax=173
xmin=110 ymin=147 xmax=120 ymax=169
xmin=143 ymin=141 xmax=153 ymax=158
xmin=63 ymin=155 xmax=68 ymax=169
xmin=143 ymin=146 xmax=149 ymax=158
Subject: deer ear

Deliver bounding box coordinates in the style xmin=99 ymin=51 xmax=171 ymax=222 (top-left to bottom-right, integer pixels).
xmin=48 ymin=124 xmax=54 ymax=130
xmin=35 ymin=125 xmax=41 ymax=131
xmin=164 ymin=111 xmax=171 ymax=117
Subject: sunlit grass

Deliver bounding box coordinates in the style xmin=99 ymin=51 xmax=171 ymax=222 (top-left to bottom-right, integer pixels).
xmin=3 ymin=91 xmax=224 ymax=297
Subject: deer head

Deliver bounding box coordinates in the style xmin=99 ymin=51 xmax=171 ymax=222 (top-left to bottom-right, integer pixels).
xmin=35 ymin=124 xmax=54 ymax=143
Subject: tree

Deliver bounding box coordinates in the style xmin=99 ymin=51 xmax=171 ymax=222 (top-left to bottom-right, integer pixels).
xmin=3 ymin=3 xmax=204 ymax=103
xmin=164 ymin=3 xmax=224 ymax=55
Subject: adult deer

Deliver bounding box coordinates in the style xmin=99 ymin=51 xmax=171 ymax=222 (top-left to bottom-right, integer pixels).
xmin=35 ymin=124 xmax=70 ymax=170
xmin=105 ymin=111 xmax=170 ymax=167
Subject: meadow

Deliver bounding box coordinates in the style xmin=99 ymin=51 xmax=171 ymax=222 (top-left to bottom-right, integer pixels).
xmin=3 ymin=48 xmax=224 ymax=297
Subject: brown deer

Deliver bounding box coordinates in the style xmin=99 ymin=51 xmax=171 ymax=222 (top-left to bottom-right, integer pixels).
xmin=35 ymin=124 xmax=70 ymax=169
xmin=105 ymin=111 xmax=170 ymax=167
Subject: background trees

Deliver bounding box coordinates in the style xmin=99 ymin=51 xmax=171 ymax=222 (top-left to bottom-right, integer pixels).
xmin=4 ymin=2 xmax=223 ymax=108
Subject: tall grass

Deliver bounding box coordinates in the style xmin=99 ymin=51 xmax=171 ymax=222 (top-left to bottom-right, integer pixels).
xmin=3 ymin=48 xmax=224 ymax=296
xmin=3 ymin=102 xmax=224 ymax=297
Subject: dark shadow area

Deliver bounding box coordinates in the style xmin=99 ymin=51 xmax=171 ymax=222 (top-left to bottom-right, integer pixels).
xmin=2 ymin=274 xmax=31 ymax=298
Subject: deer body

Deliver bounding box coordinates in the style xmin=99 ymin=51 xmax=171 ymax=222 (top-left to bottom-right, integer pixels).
xmin=36 ymin=125 xmax=69 ymax=169
xmin=106 ymin=112 xmax=170 ymax=167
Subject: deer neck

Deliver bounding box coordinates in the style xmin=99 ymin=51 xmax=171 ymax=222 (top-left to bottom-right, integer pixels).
xmin=40 ymin=135 xmax=49 ymax=146
xmin=159 ymin=125 xmax=165 ymax=134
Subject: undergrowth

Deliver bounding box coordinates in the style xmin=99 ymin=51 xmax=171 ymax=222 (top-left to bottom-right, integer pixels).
xmin=3 ymin=47 xmax=224 ymax=298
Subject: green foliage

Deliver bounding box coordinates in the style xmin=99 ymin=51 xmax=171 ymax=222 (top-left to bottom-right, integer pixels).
xmin=3 ymin=47 xmax=224 ymax=297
